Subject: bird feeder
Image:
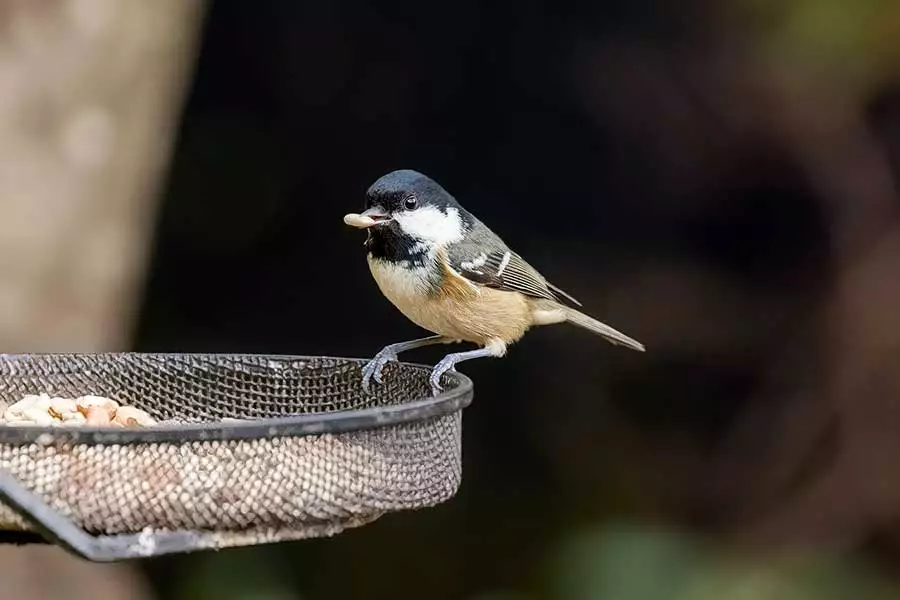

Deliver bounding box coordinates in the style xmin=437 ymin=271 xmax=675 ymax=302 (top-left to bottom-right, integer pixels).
xmin=0 ymin=353 xmax=472 ymax=561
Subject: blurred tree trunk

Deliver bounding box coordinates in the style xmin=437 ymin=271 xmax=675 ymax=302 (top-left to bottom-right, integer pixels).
xmin=0 ymin=0 xmax=205 ymax=597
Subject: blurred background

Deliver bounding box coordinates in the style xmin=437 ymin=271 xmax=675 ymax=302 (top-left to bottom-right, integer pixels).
xmin=3 ymin=0 xmax=900 ymax=598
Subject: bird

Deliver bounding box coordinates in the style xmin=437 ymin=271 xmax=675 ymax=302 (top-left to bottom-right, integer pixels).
xmin=343 ymin=169 xmax=644 ymax=394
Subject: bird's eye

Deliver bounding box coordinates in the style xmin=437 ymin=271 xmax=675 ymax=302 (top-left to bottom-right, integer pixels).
xmin=404 ymin=196 xmax=417 ymax=210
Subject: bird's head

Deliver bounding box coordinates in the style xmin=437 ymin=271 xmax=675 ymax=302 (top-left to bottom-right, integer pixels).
xmin=344 ymin=170 xmax=469 ymax=254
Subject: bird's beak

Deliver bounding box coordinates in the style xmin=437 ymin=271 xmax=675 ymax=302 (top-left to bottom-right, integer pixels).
xmin=343 ymin=207 xmax=392 ymax=229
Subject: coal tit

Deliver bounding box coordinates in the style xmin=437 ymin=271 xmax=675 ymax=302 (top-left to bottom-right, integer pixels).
xmin=344 ymin=169 xmax=644 ymax=394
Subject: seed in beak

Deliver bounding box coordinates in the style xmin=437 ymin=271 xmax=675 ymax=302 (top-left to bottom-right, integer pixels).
xmin=343 ymin=212 xmax=391 ymax=228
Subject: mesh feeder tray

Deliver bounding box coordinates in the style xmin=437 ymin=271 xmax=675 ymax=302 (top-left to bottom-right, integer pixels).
xmin=0 ymin=353 xmax=472 ymax=561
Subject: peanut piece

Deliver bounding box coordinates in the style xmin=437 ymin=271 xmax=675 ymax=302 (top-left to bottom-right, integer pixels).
xmin=113 ymin=406 xmax=156 ymax=427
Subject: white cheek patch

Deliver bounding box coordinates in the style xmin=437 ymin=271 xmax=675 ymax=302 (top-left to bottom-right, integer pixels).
xmin=394 ymin=206 xmax=465 ymax=246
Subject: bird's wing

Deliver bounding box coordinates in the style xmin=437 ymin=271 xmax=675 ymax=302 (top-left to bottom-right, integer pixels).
xmin=446 ymin=243 xmax=582 ymax=306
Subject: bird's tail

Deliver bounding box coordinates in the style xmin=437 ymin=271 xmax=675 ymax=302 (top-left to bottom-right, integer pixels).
xmin=562 ymin=306 xmax=645 ymax=352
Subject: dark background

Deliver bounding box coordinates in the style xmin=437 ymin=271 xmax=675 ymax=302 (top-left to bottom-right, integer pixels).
xmin=134 ymin=0 xmax=900 ymax=597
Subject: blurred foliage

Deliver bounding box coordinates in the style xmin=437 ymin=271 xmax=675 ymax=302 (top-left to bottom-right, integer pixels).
xmin=740 ymin=0 xmax=900 ymax=88
xmin=542 ymin=524 xmax=899 ymax=600
xmin=170 ymin=548 xmax=299 ymax=600
xmin=170 ymin=523 xmax=900 ymax=600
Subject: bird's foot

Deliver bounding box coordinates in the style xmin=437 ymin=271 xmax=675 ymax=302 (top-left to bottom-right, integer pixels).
xmin=361 ymin=347 xmax=399 ymax=393
xmin=428 ymin=356 xmax=458 ymax=395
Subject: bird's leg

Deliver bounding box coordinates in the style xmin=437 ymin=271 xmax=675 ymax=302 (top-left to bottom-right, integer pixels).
xmin=362 ymin=334 xmax=451 ymax=392
xmin=429 ymin=338 xmax=507 ymax=394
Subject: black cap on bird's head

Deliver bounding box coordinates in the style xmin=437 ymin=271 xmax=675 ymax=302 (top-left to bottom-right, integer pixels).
xmin=365 ymin=169 xmax=458 ymax=214
xmin=343 ymin=170 xmax=472 ymax=257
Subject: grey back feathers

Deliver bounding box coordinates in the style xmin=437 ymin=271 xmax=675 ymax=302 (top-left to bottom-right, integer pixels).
xmin=446 ymin=217 xmax=581 ymax=306
xmin=447 ymin=220 xmax=644 ymax=351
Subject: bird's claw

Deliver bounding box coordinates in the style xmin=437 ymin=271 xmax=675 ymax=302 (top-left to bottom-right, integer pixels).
xmin=361 ymin=347 xmax=398 ymax=393
xmin=428 ymin=357 xmax=457 ymax=395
